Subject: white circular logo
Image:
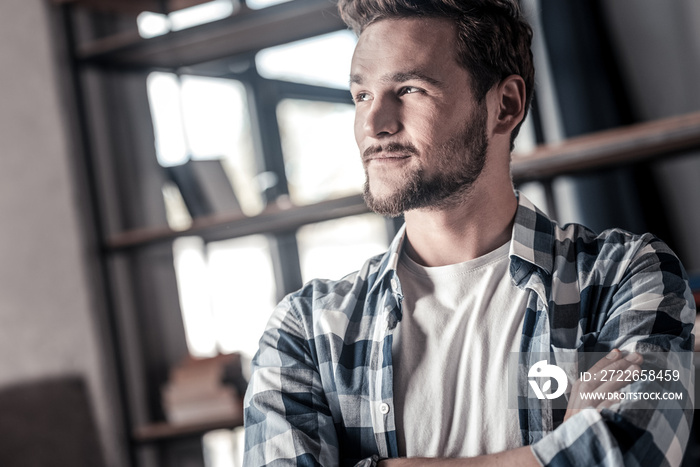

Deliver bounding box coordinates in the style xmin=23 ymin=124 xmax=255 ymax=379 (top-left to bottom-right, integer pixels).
xmin=528 ymin=360 xmax=568 ymax=400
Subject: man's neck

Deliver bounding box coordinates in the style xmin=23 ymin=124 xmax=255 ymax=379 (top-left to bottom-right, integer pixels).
xmin=402 ymin=179 xmax=517 ymax=267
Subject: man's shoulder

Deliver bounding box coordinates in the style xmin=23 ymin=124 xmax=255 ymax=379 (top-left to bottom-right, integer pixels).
xmin=512 ymin=194 xmax=675 ymax=283
xmin=553 ymin=221 xmax=673 ymax=266
xmin=548 ymin=221 xmax=686 ymax=296
xmin=516 ymin=192 xmax=669 ymax=263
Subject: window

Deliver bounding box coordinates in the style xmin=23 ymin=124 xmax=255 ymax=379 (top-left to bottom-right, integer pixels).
xmin=297 ymin=214 xmax=389 ymax=282
xmin=173 ymin=235 xmax=276 ymax=359
xmin=147 ymin=72 xmax=262 ymax=216
xmin=277 ymin=99 xmax=363 ymax=205
xmin=256 ymin=30 xmax=357 ymax=89
xmin=207 ymin=235 xmax=277 ymax=357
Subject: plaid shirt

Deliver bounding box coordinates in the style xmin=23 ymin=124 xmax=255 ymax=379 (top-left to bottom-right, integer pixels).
xmin=244 ymin=193 xmax=695 ymax=467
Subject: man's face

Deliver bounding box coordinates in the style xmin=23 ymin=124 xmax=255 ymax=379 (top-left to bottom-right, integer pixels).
xmin=350 ymin=17 xmax=489 ymax=217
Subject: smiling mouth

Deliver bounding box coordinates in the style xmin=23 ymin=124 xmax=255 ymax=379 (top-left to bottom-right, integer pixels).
xmin=364 ymin=153 xmax=412 ymax=163
xmin=363 ymin=142 xmax=419 ymax=163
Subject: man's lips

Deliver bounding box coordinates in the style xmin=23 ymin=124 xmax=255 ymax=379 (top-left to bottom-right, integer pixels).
xmin=362 ymin=143 xmax=419 ymax=163
xmin=364 ymin=152 xmax=412 ymax=162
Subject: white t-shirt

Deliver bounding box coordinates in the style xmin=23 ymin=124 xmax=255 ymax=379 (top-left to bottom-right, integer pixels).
xmin=392 ymin=241 xmax=529 ymax=457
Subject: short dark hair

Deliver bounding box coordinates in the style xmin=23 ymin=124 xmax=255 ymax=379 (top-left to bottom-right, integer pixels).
xmin=339 ymin=0 xmax=534 ymax=149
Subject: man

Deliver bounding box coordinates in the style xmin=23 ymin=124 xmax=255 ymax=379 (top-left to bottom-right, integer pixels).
xmin=244 ymin=1 xmax=695 ymax=466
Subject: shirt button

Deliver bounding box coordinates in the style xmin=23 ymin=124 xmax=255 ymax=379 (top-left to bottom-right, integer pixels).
xmin=380 ymin=403 xmax=390 ymax=415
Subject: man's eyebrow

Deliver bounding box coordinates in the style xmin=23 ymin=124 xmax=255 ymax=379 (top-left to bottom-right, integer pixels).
xmin=387 ymin=71 xmax=442 ymax=87
xmin=350 ymin=74 xmax=363 ymax=86
xmin=349 ymin=71 xmax=442 ymax=87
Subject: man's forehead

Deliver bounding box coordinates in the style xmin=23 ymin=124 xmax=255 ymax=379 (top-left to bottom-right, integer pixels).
xmin=359 ymin=17 xmax=454 ymax=50
xmin=350 ymin=17 xmax=461 ymax=84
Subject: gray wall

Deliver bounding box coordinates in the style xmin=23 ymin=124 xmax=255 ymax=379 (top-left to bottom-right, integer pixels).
xmin=0 ymin=0 xmax=124 ymax=465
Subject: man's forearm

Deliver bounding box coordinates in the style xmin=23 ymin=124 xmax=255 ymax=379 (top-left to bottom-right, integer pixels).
xmin=378 ymin=446 xmax=541 ymax=467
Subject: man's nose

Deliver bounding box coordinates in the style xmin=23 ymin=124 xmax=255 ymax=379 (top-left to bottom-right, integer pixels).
xmin=363 ymin=95 xmax=400 ymax=137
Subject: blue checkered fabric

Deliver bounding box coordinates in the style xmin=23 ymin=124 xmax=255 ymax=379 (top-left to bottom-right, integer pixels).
xmin=244 ymin=193 xmax=695 ymax=467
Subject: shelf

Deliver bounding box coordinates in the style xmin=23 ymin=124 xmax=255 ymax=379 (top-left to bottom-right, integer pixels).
xmin=52 ymin=0 xmax=210 ymax=15
xmin=133 ymin=416 xmax=243 ymax=443
xmin=511 ymin=111 xmax=700 ymax=181
xmin=74 ymin=0 xmax=346 ymax=69
xmin=106 ymin=110 xmax=700 ymax=252
xmin=107 ymin=193 xmax=369 ymax=251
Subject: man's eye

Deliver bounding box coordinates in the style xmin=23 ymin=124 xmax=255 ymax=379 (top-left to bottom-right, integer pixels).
xmin=353 ymin=92 xmax=371 ymax=103
xmin=400 ymin=86 xmax=422 ymax=95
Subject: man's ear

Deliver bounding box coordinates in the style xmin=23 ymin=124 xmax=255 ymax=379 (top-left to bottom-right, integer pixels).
xmin=493 ymin=74 xmax=526 ymax=135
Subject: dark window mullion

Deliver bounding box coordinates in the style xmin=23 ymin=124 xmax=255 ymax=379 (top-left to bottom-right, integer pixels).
xmin=245 ymin=71 xmax=304 ymax=299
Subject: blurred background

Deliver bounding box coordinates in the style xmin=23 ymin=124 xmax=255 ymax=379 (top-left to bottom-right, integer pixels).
xmin=1 ymin=0 xmax=700 ymax=466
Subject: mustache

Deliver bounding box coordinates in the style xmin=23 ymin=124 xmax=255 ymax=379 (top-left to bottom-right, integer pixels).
xmin=362 ymin=142 xmax=419 ymax=161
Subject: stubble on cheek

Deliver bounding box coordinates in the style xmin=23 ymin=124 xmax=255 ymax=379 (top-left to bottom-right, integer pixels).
xmin=360 ymin=105 xmax=489 ymax=217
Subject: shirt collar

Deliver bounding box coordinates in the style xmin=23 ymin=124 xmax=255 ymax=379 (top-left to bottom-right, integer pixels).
xmin=369 ymin=191 xmax=556 ymax=294
xmin=508 ymin=192 xmax=555 ymax=278
xmin=368 ymin=222 xmax=406 ymax=295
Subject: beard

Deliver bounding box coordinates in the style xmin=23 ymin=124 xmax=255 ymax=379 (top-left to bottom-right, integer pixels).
xmin=362 ymin=104 xmax=489 ymax=218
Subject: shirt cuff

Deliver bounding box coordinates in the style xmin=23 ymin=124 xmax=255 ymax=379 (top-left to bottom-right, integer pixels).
xmin=530 ymin=409 xmax=620 ymax=467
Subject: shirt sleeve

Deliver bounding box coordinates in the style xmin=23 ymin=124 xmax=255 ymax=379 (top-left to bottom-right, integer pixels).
xmin=243 ymin=295 xmax=339 ymax=466
xmin=242 ymin=294 xmax=382 ymax=467
xmin=531 ymin=234 xmax=696 ymax=467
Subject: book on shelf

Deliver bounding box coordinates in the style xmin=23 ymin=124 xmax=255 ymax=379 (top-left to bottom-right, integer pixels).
xmin=161 ymin=353 xmax=245 ymax=426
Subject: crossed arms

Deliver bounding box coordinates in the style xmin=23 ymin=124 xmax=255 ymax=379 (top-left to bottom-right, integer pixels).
xmin=243 ymin=234 xmax=695 ymax=467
